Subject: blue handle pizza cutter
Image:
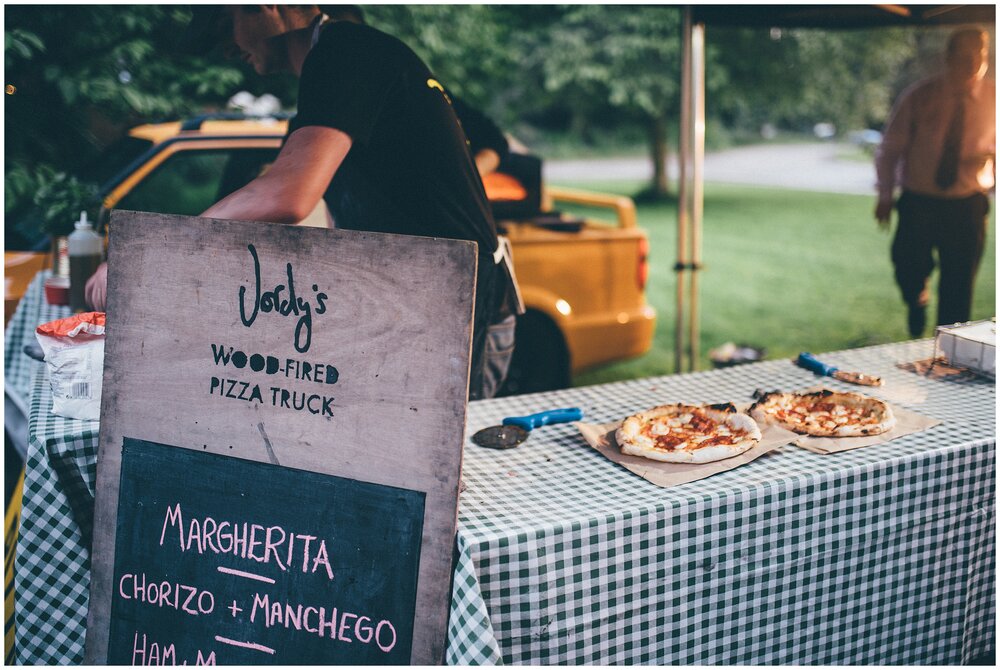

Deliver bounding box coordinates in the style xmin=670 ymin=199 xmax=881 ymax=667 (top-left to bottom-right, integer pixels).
xmin=796 ymin=352 xmax=883 ymax=386
xmin=472 ymin=407 xmax=584 ymax=449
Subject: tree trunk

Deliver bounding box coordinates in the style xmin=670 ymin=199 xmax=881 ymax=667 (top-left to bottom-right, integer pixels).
xmin=649 ymin=115 xmax=671 ymax=197
xmin=569 ymin=107 xmax=588 ymax=143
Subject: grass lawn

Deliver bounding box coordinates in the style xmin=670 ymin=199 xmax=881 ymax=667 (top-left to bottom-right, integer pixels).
xmin=553 ymin=180 xmax=997 ymax=386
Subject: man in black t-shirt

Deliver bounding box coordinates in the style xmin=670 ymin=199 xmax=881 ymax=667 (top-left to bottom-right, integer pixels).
xmin=321 ymin=5 xmax=510 ymax=179
xmin=192 ymin=5 xmax=514 ymax=399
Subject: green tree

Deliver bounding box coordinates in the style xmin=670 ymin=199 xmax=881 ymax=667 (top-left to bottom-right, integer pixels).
xmin=364 ymin=5 xmax=690 ymax=200
xmin=363 ymin=4 xmax=517 ymax=114
xmin=526 ymin=6 xmax=684 ymax=199
xmin=710 ymin=26 xmax=915 ymax=134
xmin=710 ymin=26 xmax=812 ymax=132
xmin=795 ymin=28 xmax=914 ymax=130
xmin=4 ymin=5 xmax=260 ymax=239
xmin=5 ymin=3 xmax=950 ymax=244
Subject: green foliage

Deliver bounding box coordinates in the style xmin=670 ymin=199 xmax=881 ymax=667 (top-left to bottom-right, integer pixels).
xmin=5 ymin=27 xmax=45 ymax=60
xmin=794 ymin=28 xmax=914 ymax=129
xmin=364 ymin=5 xmax=518 ymax=111
xmin=4 ymin=6 xmax=979 ymax=239
xmin=4 ymin=5 xmax=255 ymax=238
xmin=536 ymin=6 xmax=681 ymax=121
xmin=30 ymin=169 xmax=101 ymax=237
xmin=366 ymin=6 xmax=686 ymax=146
xmin=489 ymin=5 xmax=684 ymax=195
xmin=6 ymin=165 xmax=99 ymax=239
xmin=710 ymin=26 xmax=917 ymax=132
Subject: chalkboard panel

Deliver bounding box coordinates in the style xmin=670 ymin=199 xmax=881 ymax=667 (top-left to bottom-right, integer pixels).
xmin=87 ymin=212 xmax=475 ymax=663
xmin=108 ymin=437 xmax=424 ymax=665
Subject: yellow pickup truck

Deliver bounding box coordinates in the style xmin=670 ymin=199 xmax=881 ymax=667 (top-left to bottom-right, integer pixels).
xmin=4 ymin=116 xmax=655 ymax=394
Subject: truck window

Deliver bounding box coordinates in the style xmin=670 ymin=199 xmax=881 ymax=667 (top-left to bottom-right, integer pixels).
xmin=92 ymin=136 xmax=155 ymax=189
xmin=116 ymin=148 xmax=278 ymax=217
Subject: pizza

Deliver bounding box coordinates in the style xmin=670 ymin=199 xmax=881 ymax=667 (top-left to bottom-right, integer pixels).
xmin=615 ymin=403 xmax=762 ymax=464
xmin=749 ymin=389 xmax=895 ymax=437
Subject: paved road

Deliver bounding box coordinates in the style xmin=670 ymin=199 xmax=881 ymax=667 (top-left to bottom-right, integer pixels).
xmin=543 ymin=142 xmax=877 ymax=196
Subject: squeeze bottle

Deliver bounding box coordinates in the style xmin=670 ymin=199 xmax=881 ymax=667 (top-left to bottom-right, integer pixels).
xmin=68 ymin=211 xmax=103 ymax=311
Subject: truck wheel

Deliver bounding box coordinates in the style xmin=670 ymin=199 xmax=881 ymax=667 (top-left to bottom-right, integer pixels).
xmin=498 ymin=311 xmax=570 ymax=396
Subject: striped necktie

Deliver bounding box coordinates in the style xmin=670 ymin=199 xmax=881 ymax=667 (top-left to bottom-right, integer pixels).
xmin=934 ymin=95 xmax=965 ymax=190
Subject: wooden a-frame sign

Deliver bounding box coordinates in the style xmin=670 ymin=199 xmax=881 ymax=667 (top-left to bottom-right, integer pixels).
xmin=85 ymin=211 xmax=476 ymax=665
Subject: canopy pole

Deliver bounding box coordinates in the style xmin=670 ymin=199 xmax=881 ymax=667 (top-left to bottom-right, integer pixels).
xmin=687 ymin=18 xmax=705 ymax=372
xmin=676 ymin=7 xmax=693 ymax=373
xmin=677 ymin=7 xmax=705 ymax=373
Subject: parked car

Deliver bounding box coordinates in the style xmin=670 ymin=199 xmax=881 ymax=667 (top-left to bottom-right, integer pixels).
xmin=4 ymin=114 xmax=655 ymax=394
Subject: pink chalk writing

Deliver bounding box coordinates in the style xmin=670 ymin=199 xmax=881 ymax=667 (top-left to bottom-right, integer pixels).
xmin=119 ymin=573 xmax=214 ymax=616
xmin=132 ymin=632 xmax=177 ymax=665
xmin=131 ymin=632 xmax=216 ymax=665
xmin=213 ymin=635 xmax=276 ymax=655
xmin=249 ymin=592 xmax=397 ymax=652
xmin=159 ymin=503 xmax=334 ymax=580
xmin=217 ymin=566 xmax=276 ymax=584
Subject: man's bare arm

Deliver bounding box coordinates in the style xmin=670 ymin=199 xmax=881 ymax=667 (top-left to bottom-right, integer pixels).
xmin=201 ymin=125 xmax=352 ymax=223
xmin=84 ymin=126 xmax=351 ymax=311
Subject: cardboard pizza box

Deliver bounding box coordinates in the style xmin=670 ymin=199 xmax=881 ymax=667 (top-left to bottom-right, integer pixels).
xmin=934 ymin=319 xmax=996 ymax=379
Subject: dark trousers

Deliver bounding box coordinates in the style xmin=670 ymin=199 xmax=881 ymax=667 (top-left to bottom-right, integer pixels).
xmin=892 ymin=190 xmax=989 ymax=326
xmin=468 ymin=259 xmax=512 ymax=401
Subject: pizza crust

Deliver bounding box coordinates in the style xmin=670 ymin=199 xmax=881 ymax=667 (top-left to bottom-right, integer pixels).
xmin=616 ymin=403 xmax=763 ymax=464
xmin=749 ymin=390 xmax=895 ymax=437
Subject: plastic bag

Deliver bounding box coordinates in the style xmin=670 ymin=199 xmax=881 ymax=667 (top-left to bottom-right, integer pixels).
xmin=35 ymin=312 xmax=106 ymax=421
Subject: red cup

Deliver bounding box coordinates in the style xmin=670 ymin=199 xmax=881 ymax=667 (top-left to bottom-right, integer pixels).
xmin=44 ymin=276 xmax=70 ymax=306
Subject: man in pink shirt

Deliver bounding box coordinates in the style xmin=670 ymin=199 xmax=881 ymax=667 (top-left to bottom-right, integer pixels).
xmin=875 ymin=28 xmax=995 ymax=337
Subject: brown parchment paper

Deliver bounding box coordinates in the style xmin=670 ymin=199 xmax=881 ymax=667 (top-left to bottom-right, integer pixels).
xmin=897 ymin=357 xmax=985 ymax=382
xmin=790 ymin=404 xmax=941 ymax=454
xmin=757 ymin=386 xmax=944 ymax=455
xmin=576 ymin=419 xmax=799 ymax=488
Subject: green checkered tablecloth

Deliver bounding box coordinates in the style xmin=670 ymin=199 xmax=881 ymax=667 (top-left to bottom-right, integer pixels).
xmin=4 ymin=271 xmax=70 ymax=407
xmin=449 ymin=351 xmax=995 ymax=665
xmin=7 ymin=273 xmax=995 ymax=664
xmin=6 ymin=272 xmax=92 ymax=664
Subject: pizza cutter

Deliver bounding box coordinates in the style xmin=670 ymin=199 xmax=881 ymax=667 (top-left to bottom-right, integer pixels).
xmin=471 ymin=407 xmax=584 ymax=449
xmin=796 ymin=352 xmax=884 ymax=387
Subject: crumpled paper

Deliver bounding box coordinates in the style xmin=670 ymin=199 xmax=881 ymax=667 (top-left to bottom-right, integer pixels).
xmin=36 ymin=312 xmax=106 ymax=421
xmin=576 ymin=412 xmax=798 ymax=488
